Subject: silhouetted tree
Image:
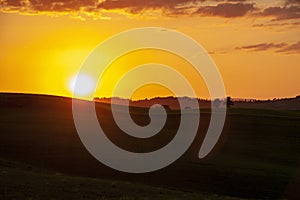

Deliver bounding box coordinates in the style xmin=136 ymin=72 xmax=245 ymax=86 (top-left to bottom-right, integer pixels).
xmin=226 ymin=96 xmax=234 ymax=108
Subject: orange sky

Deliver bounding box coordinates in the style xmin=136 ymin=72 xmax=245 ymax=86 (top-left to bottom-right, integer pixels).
xmin=0 ymin=0 xmax=299 ymax=100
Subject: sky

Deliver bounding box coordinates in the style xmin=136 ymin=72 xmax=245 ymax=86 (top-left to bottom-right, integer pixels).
xmin=0 ymin=0 xmax=299 ymax=100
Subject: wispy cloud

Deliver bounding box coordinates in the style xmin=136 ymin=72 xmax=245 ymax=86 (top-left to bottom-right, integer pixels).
xmin=236 ymin=41 xmax=300 ymax=54
xmin=236 ymin=43 xmax=288 ymax=51
xmin=252 ymin=21 xmax=300 ymax=27
xmin=276 ymin=41 xmax=300 ymax=54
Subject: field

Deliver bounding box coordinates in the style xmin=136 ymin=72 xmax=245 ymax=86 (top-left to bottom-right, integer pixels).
xmin=0 ymin=93 xmax=299 ymax=199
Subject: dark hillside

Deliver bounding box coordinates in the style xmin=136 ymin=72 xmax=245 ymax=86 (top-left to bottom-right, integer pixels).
xmin=0 ymin=93 xmax=299 ymax=199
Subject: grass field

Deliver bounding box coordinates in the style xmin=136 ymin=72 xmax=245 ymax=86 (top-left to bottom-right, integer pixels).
xmin=0 ymin=93 xmax=299 ymax=199
xmin=0 ymin=158 xmax=245 ymax=200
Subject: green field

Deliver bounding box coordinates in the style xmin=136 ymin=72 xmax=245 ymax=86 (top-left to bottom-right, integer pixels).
xmin=0 ymin=93 xmax=299 ymax=199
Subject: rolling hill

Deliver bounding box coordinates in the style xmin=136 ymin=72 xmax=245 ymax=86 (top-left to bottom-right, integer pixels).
xmin=0 ymin=93 xmax=299 ymax=199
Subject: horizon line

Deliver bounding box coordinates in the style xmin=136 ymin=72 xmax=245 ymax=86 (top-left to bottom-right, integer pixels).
xmin=1 ymin=92 xmax=299 ymax=102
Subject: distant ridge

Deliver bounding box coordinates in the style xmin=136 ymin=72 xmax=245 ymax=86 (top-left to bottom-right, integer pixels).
xmin=0 ymin=93 xmax=299 ymax=110
xmin=94 ymin=96 xmax=212 ymax=110
xmin=95 ymin=95 xmax=300 ymax=111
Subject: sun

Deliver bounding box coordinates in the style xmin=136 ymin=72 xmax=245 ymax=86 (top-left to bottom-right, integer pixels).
xmin=69 ymin=74 xmax=96 ymax=98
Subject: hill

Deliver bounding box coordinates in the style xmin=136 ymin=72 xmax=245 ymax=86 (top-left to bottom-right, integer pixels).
xmin=0 ymin=93 xmax=299 ymax=199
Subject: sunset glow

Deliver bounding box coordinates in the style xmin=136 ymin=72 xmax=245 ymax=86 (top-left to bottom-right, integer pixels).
xmin=1 ymin=0 xmax=299 ymax=100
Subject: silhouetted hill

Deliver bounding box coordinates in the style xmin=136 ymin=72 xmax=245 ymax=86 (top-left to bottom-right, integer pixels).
xmin=94 ymin=96 xmax=212 ymax=110
xmin=94 ymin=95 xmax=300 ymax=110
xmin=0 ymin=93 xmax=299 ymax=199
xmin=233 ymin=96 xmax=300 ymax=110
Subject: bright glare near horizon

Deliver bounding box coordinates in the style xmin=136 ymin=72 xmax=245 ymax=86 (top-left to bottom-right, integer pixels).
xmin=69 ymin=74 xmax=96 ymax=98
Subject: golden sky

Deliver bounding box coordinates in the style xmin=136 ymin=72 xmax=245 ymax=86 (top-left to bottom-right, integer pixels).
xmin=0 ymin=0 xmax=299 ymax=100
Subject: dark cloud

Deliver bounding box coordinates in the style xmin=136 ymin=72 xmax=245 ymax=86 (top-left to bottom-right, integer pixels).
xmin=97 ymin=0 xmax=192 ymax=11
xmin=31 ymin=0 xmax=97 ymax=12
xmin=226 ymin=0 xmax=247 ymax=2
xmin=3 ymin=0 xmax=22 ymax=6
xmin=259 ymin=6 xmax=300 ymax=20
xmin=276 ymin=41 xmax=300 ymax=53
xmin=194 ymin=3 xmax=256 ymax=18
xmin=97 ymin=0 xmax=258 ymax=17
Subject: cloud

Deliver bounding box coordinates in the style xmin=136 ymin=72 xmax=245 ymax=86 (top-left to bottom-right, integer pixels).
xmin=236 ymin=43 xmax=288 ymax=51
xmin=276 ymin=41 xmax=300 ymax=53
xmin=0 ymin=0 xmax=257 ymax=17
xmin=3 ymin=0 xmax=22 ymax=6
xmin=1 ymin=0 xmax=97 ymax=12
xmin=285 ymin=0 xmax=300 ymax=6
xmin=226 ymin=0 xmax=247 ymax=2
xmin=236 ymin=42 xmax=300 ymax=54
xmin=252 ymin=21 xmax=300 ymax=27
xmin=30 ymin=0 xmax=96 ymax=12
xmin=1 ymin=0 xmax=300 ymax=22
xmin=259 ymin=6 xmax=300 ymax=20
xmin=97 ymin=0 xmax=259 ymax=17
xmin=1 ymin=0 xmax=198 ymax=14
xmin=193 ymin=3 xmax=256 ymax=17
xmin=97 ymin=0 xmax=191 ymax=10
